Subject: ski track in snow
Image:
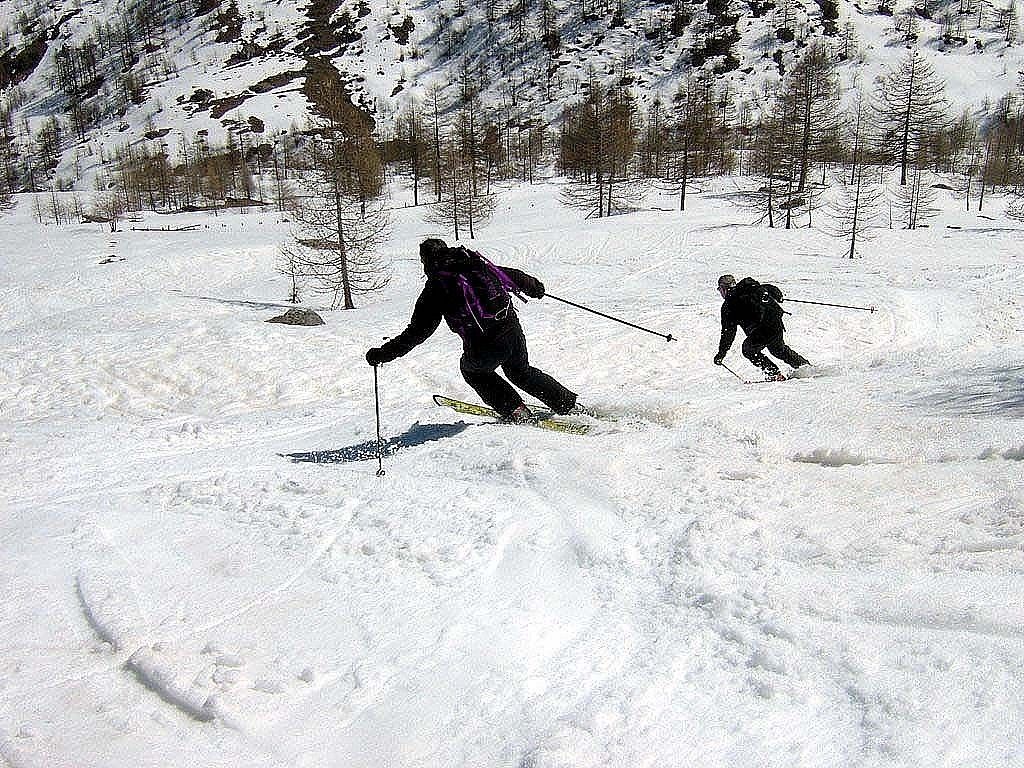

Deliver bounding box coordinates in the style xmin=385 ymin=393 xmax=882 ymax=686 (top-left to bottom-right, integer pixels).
xmin=2 ymin=182 xmax=1024 ymax=767
xmin=65 ymin=496 xmax=362 ymax=731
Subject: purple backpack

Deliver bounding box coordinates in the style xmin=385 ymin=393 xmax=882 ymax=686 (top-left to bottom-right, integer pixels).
xmin=425 ymin=246 xmax=525 ymax=337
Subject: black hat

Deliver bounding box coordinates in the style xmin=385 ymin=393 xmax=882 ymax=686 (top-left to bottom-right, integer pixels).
xmin=419 ymin=238 xmax=448 ymax=263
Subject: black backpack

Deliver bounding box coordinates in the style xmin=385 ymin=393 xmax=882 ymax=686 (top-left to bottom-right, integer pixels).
xmin=733 ymin=277 xmax=784 ymax=323
xmin=423 ymin=246 xmax=521 ymax=336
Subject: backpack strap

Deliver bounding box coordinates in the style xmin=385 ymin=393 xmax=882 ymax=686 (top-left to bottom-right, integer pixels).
xmin=434 ymin=249 xmax=520 ymax=333
xmin=472 ymin=250 xmax=527 ymax=304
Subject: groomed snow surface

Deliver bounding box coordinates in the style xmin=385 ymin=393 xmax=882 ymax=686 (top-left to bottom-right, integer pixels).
xmin=1 ymin=182 xmax=1023 ymax=767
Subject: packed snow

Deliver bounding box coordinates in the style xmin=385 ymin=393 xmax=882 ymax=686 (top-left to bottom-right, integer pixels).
xmin=1 ymin=181 xmax=1023 ymax=767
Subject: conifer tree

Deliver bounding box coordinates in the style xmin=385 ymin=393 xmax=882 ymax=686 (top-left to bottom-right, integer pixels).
xmin=892 ymin=165 xmax=938 ymax=229
xmin=667 ymin=86 xmax=699 ymax=212
xmin=427 ymin=85 xmax=444 ymax=202
xmin=664 ymin=75 xmax=735 ymax=211
xmin=428 ymin=105 xmax=497 ymax=240
xmin=830 ymin=94 xmax=882 ymax=257
xmin=396 ymin=102 xmax=430 ymax=205
xmin=559 ymin=81 xmax=643 ymax=217
xmin=774 ymin=0 xmax=800 ymax=43
xmin=778 ymin=41 xmax=841 ymax=192
xmin=871 ymin=49 xmax=950 ymax=185
xmin=277 ymin=244 xmax=303 ymax=304
xmin=0 ymin=179 xmax=13 ymax=211
xmin=744 ymin=104 xmax=789 ymax=227
xmin=287 ymin=81 xmax=390 ymax=310
xmin=270 ymin=139 xmax=297 ymax=215
xmin=839 ymin=21 xmax=859 ymax=60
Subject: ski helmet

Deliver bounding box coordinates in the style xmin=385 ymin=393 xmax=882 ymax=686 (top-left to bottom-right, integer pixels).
xmin=717 ymin=274 xmax=737 ymax=292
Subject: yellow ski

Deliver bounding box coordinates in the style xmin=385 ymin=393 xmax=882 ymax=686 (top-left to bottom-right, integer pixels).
xmin=433 ymin=395 xmax=590 ymax=435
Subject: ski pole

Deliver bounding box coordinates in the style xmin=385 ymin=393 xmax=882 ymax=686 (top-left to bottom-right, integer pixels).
xmin=720 ymin=362 xmax=748 ymax=383
xmin=545 ymin=293 xmax=676 ymax=342
xmin=720 ymin=363 xmax=779 ymax=385
xmin=784 ymin=298 xmax=877 ymax=313
xmin=372 ymin=364 xmax=386 ymax=477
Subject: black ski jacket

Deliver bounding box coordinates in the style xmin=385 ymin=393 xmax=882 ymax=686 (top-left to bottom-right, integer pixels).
xmin=375 ymin=267 xmax=544 ymax=363
xmin=718 ymin=278 xmax=784 ymax=356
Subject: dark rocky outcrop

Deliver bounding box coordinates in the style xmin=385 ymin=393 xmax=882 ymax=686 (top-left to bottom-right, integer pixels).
xmin=266 ymin=308 xmax=325 ymax=326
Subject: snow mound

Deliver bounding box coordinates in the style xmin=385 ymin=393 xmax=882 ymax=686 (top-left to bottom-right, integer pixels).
xmin=787 ymin=364 xmax=839 ymax=379
xmin=979 ymin=445 xmax=1024 ymax=461
xmin=792 ymin=448 xmax=895 ymax=467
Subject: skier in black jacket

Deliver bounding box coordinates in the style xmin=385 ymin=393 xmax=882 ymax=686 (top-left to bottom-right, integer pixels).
xmin=365 ymin=238 xmax=577 ymax=422
xmin=713 ymin=274 xmax=809 ymax=380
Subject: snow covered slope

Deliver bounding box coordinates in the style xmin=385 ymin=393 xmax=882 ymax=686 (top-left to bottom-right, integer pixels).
xmin=1 ymin=183 xmax=1023 ymax=766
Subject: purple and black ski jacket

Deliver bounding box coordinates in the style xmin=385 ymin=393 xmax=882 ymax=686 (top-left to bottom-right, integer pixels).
xmin=373 ymin=266 xmax=545 ymax=364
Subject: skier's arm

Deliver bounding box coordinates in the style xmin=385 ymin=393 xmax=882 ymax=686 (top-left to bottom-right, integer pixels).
xmin=500 ymin=266 xmax=545 ymax=299
xmin=372 ymin=284 xmax=443 ymax=363
xmin=717 ymin=304 xmax=737 ymax=359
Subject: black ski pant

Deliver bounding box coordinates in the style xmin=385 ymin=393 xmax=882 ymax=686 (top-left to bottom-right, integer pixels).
xmin=741 ymin=324 xmax=809 ymax=376
xmin=460 ymin=326 xmax=576 ymax=417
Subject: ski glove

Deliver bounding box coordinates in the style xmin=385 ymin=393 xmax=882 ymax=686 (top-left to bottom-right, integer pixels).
xmin=366 ymin=347 xmax=386 ymax=366
xmin=713 ymin=354 xmax=724 ymax=366
xmin=518 ymin=275 xmax=545 ymax=299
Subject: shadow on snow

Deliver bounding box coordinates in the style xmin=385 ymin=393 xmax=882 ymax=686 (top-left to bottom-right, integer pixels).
xmin=184 ymin=294 xmax=318 ymax=311
xmin=283 ymin=421 xmax=471 ymax=464
xmin=906 ymin=366 xmax=1024 ymax=418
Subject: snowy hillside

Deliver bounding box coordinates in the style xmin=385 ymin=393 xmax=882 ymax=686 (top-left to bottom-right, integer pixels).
xmin=2 ymin=0 xmax=1024 ymax=188
xmin=1 ymin=181 xmax=1022 ymax=766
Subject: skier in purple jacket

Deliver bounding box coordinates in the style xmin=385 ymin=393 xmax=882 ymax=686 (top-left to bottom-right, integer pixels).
xmin=366 ymin=238 xmax=577 ymax=422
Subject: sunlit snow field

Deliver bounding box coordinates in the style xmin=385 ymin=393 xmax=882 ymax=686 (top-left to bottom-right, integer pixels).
xmin=1 ymin=181 xmax=1022 ymax=767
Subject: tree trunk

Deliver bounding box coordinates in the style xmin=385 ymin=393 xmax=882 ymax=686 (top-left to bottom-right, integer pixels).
xmin=899 ymin=62 xmax=916 ymax=185
xmin=680 ymin=136 xmax=689 ymax=212
xmin=798 ymin=81 xmax=812 ymax=193
xmin=331 ymin=149 xmax=354 ymax=310
xmin=849 ymin=164 xmax=862 ymax=258
xmin=978 ymin=135 xmax=993 ymax=211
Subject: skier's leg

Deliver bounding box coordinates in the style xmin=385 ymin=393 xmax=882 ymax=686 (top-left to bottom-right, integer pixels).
xmin=500 ymin=328 xmax=577 ymax=414
xmin=460 ymin=345 xmax=523 ymax=417
xmin=741 ymin=334 xmax=782 ymax=377
xmin=766 ymin=335 xmax=810 ymax=368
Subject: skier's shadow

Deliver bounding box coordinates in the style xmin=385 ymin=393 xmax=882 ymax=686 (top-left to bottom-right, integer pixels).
xmin=284 ymin=421 xmax=471 ymax=464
